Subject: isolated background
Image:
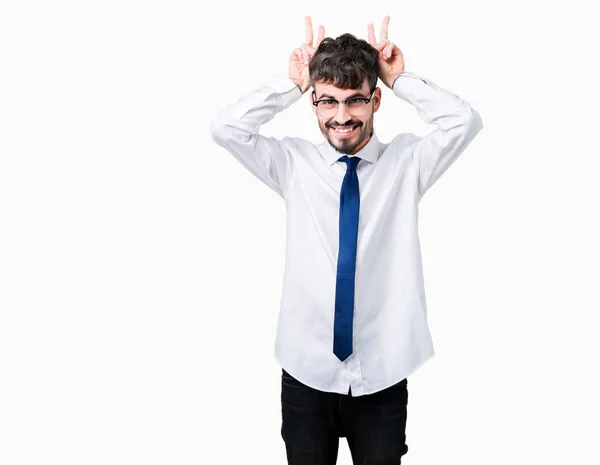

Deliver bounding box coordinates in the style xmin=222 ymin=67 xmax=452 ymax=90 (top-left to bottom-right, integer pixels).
xmin=1 ymin=1 xmax=599 ymax=464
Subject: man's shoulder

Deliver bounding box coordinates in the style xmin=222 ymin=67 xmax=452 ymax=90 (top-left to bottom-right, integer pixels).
xmin=390 ymin=132 xmax=421 ymax=145
xmin=278 ymin=135 xmax=323 ymax=155
xmin=387 ymin=132 xmax=425 ymax=154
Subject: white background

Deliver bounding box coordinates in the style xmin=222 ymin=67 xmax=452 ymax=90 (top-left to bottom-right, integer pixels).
xmin=1 ymin=1 xmax=599 ymax=464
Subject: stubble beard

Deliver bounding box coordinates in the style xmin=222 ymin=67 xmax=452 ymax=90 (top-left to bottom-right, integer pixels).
xmin=321 ymin=117 xmax=373 ymax=156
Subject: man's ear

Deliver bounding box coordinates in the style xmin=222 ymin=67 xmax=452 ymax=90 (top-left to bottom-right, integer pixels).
xmin=311 ymin=90 xmax=317 ymax=115
xmin=373 ymin=87 xmax=382 ymax=113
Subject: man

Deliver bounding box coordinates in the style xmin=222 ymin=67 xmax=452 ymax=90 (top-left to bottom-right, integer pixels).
xmin=210 ymin=15 xmax=483 ymax=465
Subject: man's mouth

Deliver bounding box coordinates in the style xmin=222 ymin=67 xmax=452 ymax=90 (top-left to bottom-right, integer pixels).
xmin=330 ymin=124 xmax=360 ymax=137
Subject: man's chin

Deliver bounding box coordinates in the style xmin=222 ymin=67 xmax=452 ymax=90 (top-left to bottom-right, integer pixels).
xmin=327 ymin=138 xmax=356 ymax=155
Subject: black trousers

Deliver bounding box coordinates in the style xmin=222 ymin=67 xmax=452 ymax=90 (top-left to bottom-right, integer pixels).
xmin=281 ymin=369 xmax=409 ymax=465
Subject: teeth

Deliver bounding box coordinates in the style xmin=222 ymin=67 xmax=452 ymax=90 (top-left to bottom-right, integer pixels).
xmin=333 ymin=125 xmax=356 ymax=133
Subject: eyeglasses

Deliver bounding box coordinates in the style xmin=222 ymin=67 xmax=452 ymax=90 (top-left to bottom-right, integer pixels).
xmin=312 ymin=89 xmax=376 ymax=118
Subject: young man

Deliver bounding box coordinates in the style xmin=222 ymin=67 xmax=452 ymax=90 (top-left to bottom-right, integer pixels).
xmin=210 ymin=15 xmax=483 ymax=465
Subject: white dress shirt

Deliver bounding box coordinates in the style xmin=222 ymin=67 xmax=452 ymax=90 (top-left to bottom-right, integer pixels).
xmin=210 ymin=71 xmax=483 ymax=396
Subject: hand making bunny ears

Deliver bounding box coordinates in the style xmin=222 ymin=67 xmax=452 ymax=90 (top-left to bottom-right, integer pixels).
xmin=368 ymin=16 xmax=406 ymax=88
xmin=289 ymin=16 xmax=325 ymax=94
xmin=302 ymin=16 xmax=325 ymax=64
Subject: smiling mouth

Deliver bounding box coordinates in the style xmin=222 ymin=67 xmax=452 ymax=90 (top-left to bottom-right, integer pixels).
xmin=330 ymin=124 xmax=360 ymax=136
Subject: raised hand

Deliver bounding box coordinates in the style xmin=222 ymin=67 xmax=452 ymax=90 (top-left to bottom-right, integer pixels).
xmin=289 ymin=16 xmax=325 ymax=94
xmin=368 ymin=16 xmax=405 ymax=89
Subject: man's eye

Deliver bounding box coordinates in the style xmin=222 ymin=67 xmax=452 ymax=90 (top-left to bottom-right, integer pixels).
xmin=323 ymin=100 xmax=336 ymax=105
xmin=347 ymin=99 xmax=362 ymax=104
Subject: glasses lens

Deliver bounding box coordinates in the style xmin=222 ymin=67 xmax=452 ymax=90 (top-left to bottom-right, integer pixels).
xmin=317 ymin=99 xmax=369 ymax=117
xmin=318 ymin=101 xmax=337 ymax=117
xmin=347 ymin=100 xmax=368 ymax=114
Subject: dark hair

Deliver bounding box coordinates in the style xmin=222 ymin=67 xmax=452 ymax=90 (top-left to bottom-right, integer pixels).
xmin=309 ymin=33 xmax=379 ymax=93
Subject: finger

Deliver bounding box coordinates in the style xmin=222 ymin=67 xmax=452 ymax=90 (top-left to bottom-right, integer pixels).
xmin=373 ymin=41 xmax=387 ymax=61
xmin=291 ymin=48 xmax=302 ymax=61
xmin=383 ymin=40 xmax=393 ymax=60
xmin=388 ymin=41 xmax=395 ymax=59
xmin=301 ymin=44 xmax=309 ymax=65
xmin=368 ymin=23 xmax=377 ymax=45
xmin=316 ymin=25 xmax=325 ymax=48
xmin=305 ymin=16 xmax=313 ymax=47
xmin=304 ymin=43 xmax=316 ymax=56
xmin=380 ymin=15 xmax=390 ymax=42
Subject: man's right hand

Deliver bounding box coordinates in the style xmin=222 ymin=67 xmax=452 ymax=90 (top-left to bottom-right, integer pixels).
xmin=289 ymin=16 xmax=325 ymax=94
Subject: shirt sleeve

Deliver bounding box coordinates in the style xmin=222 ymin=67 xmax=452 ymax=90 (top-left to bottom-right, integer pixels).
xmin=392 ymin=71 xmax=484 ymax=200
xmin=210 ymin=74 xmax=302 ymax=198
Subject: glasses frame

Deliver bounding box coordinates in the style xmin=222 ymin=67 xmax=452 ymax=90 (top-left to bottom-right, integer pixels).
xmin=312 ymin=89 xmax=376 ymax=117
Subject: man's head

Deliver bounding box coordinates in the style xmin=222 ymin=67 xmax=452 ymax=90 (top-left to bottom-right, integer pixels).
xmin=309 ymin=33 xmax=381 ymax=156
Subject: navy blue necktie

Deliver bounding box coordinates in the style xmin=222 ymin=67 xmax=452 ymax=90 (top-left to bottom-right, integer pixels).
xmin=333 ymin=155 xmax=362 ymax=362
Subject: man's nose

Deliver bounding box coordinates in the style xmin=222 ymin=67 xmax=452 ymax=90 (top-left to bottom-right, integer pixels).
xmin=333 ymin=102 xmax=352 ymax=123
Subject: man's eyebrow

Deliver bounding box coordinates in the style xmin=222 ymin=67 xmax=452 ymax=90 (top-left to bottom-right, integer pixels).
xmin=317 ymin=92 xmax=368 ymax=100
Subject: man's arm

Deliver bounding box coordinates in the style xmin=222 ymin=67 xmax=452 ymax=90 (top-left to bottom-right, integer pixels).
xmin=209 ymin=75 xmax=302 ymax=198
xmin=392 ymin=72 xmax=484 ymax=199
xmin=210 ymin=17 xmax=324 ymax=199
xmin=367 ymin=16 xmax=483 ymax=199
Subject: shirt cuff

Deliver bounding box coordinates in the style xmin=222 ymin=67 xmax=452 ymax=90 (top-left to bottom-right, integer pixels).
xmin=392 ymin=72 xmax=428 ymax=89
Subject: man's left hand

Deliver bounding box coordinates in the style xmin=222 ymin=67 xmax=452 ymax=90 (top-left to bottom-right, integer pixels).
xmin=368 ymin=16 xmax=406 ymax=89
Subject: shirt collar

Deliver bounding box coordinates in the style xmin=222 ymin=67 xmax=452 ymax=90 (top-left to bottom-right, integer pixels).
xmin=320 ymin=129 xmax=381 ymax=166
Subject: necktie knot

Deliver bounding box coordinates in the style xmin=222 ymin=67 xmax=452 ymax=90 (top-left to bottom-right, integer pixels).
xmin=338 ymin=155 xmax=361 ymax=171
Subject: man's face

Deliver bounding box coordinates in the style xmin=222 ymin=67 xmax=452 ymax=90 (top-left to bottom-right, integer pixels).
xmin=311 ymin=79 xmax=381 ymax=156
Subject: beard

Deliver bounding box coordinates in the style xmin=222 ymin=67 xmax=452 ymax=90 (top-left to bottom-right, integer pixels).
xmin=319 ymin=116 xmax=373 ymax=156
